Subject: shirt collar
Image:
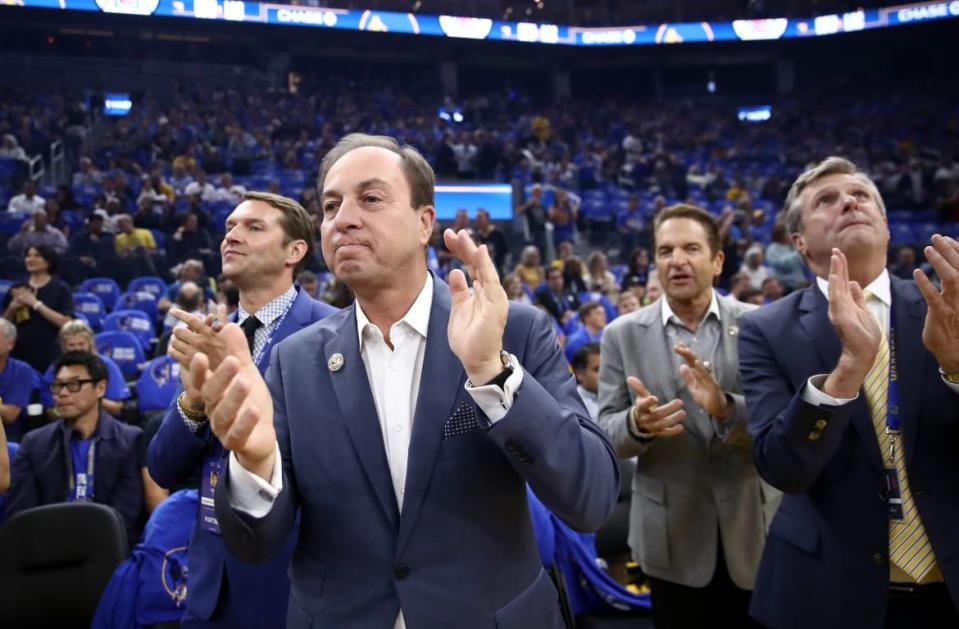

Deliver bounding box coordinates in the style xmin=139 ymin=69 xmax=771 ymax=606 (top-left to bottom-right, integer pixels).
xmin=815 ymin=269 xmax=890 ymax=307
xmin=237 ymin=284 xmax=298 ymax=328
xmin=356 ymin=273 xmax=433 ymax=349
xmin=661 ymin=289 xmax=720 ymax=327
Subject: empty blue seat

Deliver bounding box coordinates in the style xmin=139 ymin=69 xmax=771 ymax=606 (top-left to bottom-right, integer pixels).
xmin=80 ymin=277 xmax=121 ymax=311
xmin=95 ymin=331 xmax=146 ymax=379
xmin=127 ymin=276 xmax=168 ymax=301
xmin=73 ymin=292 xmax=107 ymax=331
xmin=102 ymin=309 xmax=156 ymax=352
xmin=135 ymin=355 xmax=181 ymax=414
xmin=117 ymin=291 xmax=158 ymax=323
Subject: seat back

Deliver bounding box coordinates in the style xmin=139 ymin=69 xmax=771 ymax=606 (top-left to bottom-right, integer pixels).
xmin=117 ymin=290 xmax=158 ymax=323
xmin=127 ymin=276 xmax=168 ymax=301
xmin=136 ymin=355 xmax=181 ymax=413
xmin=0 ymin=502 xmax=128 ymax=627
xmin=73 ymin=292 xmax=107 ymax=331
xmin=80 ymin=277 xmax=121 ymax=311
xmin=103 ymin=309 xmax=155 ymax=351
xmin=95 ymin=331 xmax=146 ymax=379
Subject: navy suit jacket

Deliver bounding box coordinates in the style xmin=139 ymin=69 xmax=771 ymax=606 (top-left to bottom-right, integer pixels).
xmin=147 ymin=288 xmax=336 ymax=625
xmin=6 ymin=411 xmax=145 ymax=538
xmin=739 ymin=276 xmax=959 ymax=629
xmin=215 ymin=277 xmax=619 ymax=629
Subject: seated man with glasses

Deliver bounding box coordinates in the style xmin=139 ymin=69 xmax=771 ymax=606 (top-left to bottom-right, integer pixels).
xmin=5 ymin=351 xmax=146 ymax=538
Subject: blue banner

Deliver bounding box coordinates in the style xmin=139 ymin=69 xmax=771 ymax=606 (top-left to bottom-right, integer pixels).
xmin=7 ymin=0 xmax=959 ymax=47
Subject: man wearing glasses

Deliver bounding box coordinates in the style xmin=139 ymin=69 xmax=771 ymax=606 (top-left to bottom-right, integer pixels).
xmin=5 ymin=351 xmax=146 ymax=538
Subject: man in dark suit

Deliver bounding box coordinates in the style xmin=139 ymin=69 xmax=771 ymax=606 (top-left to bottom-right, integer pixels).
xmin=535 ymin=266 xmax=581 ymax=326
xmin=739 ymin=156 xmax=959 ymax=628
xmin=189 ymin=134 xmax=618 ymax=628
xmin=6 ymin=351 xmax=145 ymax=538
xmin=147 ymin=192 xmax=336 ymax=628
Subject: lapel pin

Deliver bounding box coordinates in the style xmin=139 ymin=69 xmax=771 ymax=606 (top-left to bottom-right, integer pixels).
xmin=328 ymin=353 xmax=344 ymax=372
xmin=728 ymin=325 xmax=739 ymax=336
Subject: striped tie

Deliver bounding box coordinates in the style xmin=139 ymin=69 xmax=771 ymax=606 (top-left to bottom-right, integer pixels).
xmin=862 ymin=296 xmax=939 ymax=582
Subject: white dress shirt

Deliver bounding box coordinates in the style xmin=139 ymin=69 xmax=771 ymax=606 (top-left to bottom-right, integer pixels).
xmin=227 ymin=273 xmax=524 ymax=629
xmin=802 ymin=270 xmax=959 ymax=404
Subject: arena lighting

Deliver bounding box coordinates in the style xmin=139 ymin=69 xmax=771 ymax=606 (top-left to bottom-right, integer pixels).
xmin=737 ymin=105 xmax=772 ymax=123
xmin=103 ymin=92 xmax=133 ymax=116
xmin=7 ymin=0 xmax=958 ymax=46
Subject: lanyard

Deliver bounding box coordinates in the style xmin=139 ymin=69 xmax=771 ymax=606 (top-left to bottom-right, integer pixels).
xmin=885 ymin=306 xmax=901 ymax=465
xmin=65 ymin=438 xmax=96 ymax=501
xmin=250 ymin=296 xmax=295 ymax=370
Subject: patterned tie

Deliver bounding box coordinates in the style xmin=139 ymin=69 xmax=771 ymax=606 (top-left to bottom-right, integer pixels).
xmin=862 ymin=294 xmax=939 ymax=583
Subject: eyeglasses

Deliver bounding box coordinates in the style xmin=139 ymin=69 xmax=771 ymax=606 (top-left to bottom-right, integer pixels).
xmin=49 ymin=379 xmax=99 ymax=393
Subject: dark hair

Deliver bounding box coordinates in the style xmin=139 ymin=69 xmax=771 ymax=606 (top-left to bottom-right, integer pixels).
xmin=739 ymin=287 xmax=764 ymax=303
xmin=578 ymin=301 xmax=603 ymax=320
xmin=218 ymin=286 xmax=238 ymax=309
xmin=53 ymin=351 xmax=108 ymax=383
xmin=571 ymin=343 xmax=601 ymax=372
xmin=316 ymin=133 xmax=435 ymax=209
xmin=545 ymin=266 xmax=564 ymax=280
xmin=653 ymin=204 xmax=722 ymax=256
xmin=242 ymin=191 xmax=315 ymax=277
xmin=27 ymin=244 xmax=59 ymax=274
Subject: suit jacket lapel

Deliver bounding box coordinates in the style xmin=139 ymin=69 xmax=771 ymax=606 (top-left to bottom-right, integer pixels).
xmin=798 ymin=285 xmax=884 ymax=472
xmin=715 ymin=297 xmax=740 ymax=394
xmin=890 ymin=277 xmax=925 ymax=466
xmin=635 ymin=306 xmax=679 ymax=404
xmin=396 ymin=279 xmax=465 ymax=555
xmin=324 ymin=305 xmax=400 ymax=529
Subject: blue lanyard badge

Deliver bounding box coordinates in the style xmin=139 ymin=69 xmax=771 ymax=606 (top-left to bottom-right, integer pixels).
xmin=66 ymin=438 xmax=96 ymax=502
xmin=200 ymin=451 xmax=226 ymax=535
xmin=884 ymin=310 xmax=904 ymax=521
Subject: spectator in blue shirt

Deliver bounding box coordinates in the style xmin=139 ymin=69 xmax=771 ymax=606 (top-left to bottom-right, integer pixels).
xmin=565 ymin=301 xmax=607 ymax=364
xmin=6 ymin=351 xmax=146 ymax=537
xmin=0 ymin=319 xmax=39 ymax=442
xmin=40 ymin=320 xmax=130 ymax=418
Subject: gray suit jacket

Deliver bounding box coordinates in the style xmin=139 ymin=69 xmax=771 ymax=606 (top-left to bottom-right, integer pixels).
xmin=598 ymin=292 xmax=781 ymax=589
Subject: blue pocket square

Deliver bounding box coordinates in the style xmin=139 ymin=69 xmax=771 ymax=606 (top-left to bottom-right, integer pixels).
xmin=443 ymin=403 xmax=477 ymax=439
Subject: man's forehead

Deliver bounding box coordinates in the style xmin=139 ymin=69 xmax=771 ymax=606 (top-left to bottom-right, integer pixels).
xmin=323 ymin=146 xmax=405 ymax=193
xmin=805 ymin=172 xmax=867 ymax=194
xmin=228 ymin=200 xmax=279 ymax=223
xmin=656 ymin=217 xmax=710 ymax=245
xmin=56 ymin=365 xmax=90 ymax=379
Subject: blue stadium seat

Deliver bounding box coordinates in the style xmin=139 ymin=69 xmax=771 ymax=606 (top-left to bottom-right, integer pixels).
xmin=102 ymin=309 xmax=156 ymax=352
xmin=913 ymin=222 xmax=941 ymax=245
xmin=80 ymin=277 xmax=121 ymax=311
xmin=73 ymin=292 xmax=107 ymax=331
xmin=0 ymin=279 xmax=11 ymax=304
xmin=117 ymin=291 xmax=158 ymax=323
xmin=135 ymin=355 xmax=180 ymax=414
xmin=95 ymin=331 xmax=146 ymax=379
xmin=889 ymin=223 xmax=914 ymax=245
xmin=127 ymin=276 xmax=168 ymax=302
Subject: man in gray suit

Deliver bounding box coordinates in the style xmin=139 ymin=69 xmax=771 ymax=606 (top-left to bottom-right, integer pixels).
xmin=599 ymin=204 xmax=780 ymax=628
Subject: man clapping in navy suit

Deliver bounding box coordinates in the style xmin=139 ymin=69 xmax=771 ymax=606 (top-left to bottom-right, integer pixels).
xmin=739 ymin=157 xmax=959 ymax=628
xmin=189 ymin=134 xmax=619 ymax=628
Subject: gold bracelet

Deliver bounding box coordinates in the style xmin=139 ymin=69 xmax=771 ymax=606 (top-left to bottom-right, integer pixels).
xmin=177 ymin=391 xmax=207 ymax=421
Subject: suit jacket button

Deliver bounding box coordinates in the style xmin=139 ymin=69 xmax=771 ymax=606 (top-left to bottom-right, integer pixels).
xmin=807 ymin=430 xmax=822 ymax=441
xmin=814 ymin=418 xmax=827 ymax=431
xmin=873 ymin=553 xmax=886 ymax=566
xmin=394 ymin=564 xmax=411 ymax=581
